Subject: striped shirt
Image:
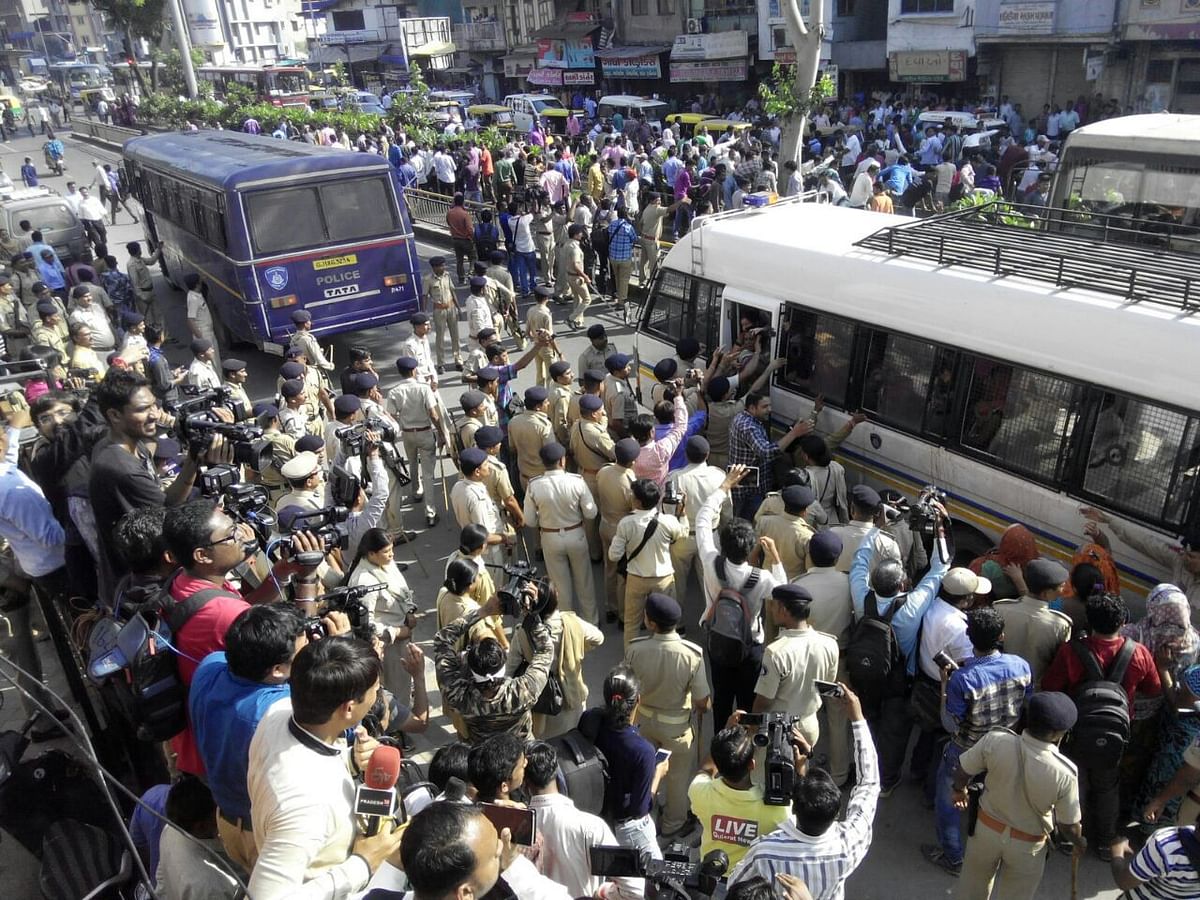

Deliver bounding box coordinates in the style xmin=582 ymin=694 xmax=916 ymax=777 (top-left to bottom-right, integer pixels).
xmin=726 ymin=720 xmax=880 ymax=900
xmin=1128 ymin=826 xmax=1200 ymax=899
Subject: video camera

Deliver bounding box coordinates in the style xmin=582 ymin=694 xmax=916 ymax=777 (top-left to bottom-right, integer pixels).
xmin=740 ymin=711 xmax=806 ymax=806
xmin=303 ymin=583 xmax=386 ymax=642
xmin=491 ymin=561 xmax=544 ymax=617
xmin=329 ymin=465 xmax=360 ymax=509
xmin=279 ymin=505 xmax=349 ymax=564
xmin=590 ymin=844 xmax=728 ymax=900
xmin=198 ymin=464 xmax=277 ymax=547
xmin=336 ymin=416 xmax=398 ymax=454
xmin=172 ymin=386 xmax=271 ymax=470
xmin=908 ymin=485 xmax=947 ymax=538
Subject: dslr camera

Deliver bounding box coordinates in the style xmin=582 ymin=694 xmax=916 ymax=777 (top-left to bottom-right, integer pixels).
xmin=303 ymin=583 xmax=386 ymax=642
xmin=741 ymin=711 xmax=806 ymax=806
xmin=172 ymin=386 xmax=271 ymax=470
xmin=590 ymin=844 xmax=728 ymax=900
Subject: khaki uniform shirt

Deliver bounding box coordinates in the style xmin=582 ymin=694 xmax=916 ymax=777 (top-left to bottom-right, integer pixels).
xmin=565 ymin=240 xmax=585 ymax=279
xmin=385 ymin=378 xmax=436 ymax=431
xmin=509 ymin=409 xmax=554 ymax=482
xmin=567 ymin=391 xmax=607 ymax=432
xmin=290 ymin=329 xmax=333 ymax=370
xmin=549 ymin=383 xmax=576 ymax=445
xmin=603 ymin=374 xmax=635 ymax=431
xmin=704 ymin=399 xmax=738 ymax=462
xmin=523 ymin=469 xmax=597 ymax=530
xmin=31 ymin=322 xmax=68 ymax=357
xmin=482 ymin=455 xmax=518 ymax=534
xmin=831 ymin=520 xmax=902 ymax=574
xmin=278 ymin=404 xmax=310 ymax=440
xmin=258 ymin=430 xmax=296 ymax=487
xmin=994 ymin=596 xmax=1072 ymax=686
xmin=424 ymin=271 xmax=455 ymax=310
xmin=127 ymin=256 xmax=154 ymax=300
xmin=625 ymin=632 xmax=710 ymax=721
xmin=755 ymin=627 xmax=840 ymax=721
xmin=485 ymin=265 xmax=515 ymax=299
xmin=756 ymin=513 xmax=815 ymax=581
xmin=397 ymin=334 xmax=436 ymax=385
xmin=223 ymin=381 xmax=253 ymax=421
xmin=186 ymin=358 xmax=221 ymax=390
xmin=275 ymin=486 xmax=323 ymax=515
xmin=570 ymin=419 xmax=615 ymax=474
xmin=795 ymin=566 xmax=854 ymax=648
xmin=960 ymin=730 xmax=1080 ymax=836
xmin=610 ymin=508 xmax=688 ymax=579
xmin=451 ymin=477 xmax=501 ymax=535
xmin=463 ymin=346 xmax=488 ymax=383
xmin=596 ymin=464 xmax=636 ymax=530
xmin=578 ymin=341 xmax=620 ymax=380
xmin=459 ymin=417 xmax=483 ymax=450
xmin=526 ymin=303 xmax=554 ymax=339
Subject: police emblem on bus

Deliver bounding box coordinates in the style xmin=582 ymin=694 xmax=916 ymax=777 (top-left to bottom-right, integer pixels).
xmin=264 ymin=266 xmax=289 ymax=291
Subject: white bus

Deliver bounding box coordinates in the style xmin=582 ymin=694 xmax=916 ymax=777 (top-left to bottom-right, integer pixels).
xmin=632 ymin=201 xmax=1200 ymax=600
xmin=1048 ymin=113 xmax=1200 ymax=254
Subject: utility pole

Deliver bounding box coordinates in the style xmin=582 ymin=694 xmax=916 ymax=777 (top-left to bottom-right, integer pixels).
xmin=167 ymin=0 xmax=198 ymax=98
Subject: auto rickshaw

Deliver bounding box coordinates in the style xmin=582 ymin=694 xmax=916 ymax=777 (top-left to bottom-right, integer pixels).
xmin=539 ymin=106 xmax=585 ymax=136
xmin=664 ymin=112 xmax=716 ymax=139
xmin=466 ymin=104 xmax=515 ymax=132
xmin=694 ymin=119 xmax=752 ymax=143
xmin=0 ymin=93 xmax=24 ymax=120
xmin=78 ymin=86 xmax=115 ymax=113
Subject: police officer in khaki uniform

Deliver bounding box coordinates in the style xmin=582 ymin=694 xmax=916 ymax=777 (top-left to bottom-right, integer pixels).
xmin=564 ymin=222 xmax=592 ymax=330
xmin=547 ymin=360 xmax=576 ymax=447
xmin=577 ymin=324 xmax=619 ymax=379
xmin=625 ymin=592 xmax=711 ymax=840
xmin=252 ymin=402 xmax=295 ymax=501
xmin=533 ymin=202 xmax=556 ymax=284
xmin=569 ymin=393 xmax=613 ymax=563
xmin=567 ymin=369 xmax=607 ymax=433
xmin=275 ymin=450 xmax=325 ymax=515
xmin=703 ymin=375 xmax=739 ymax=470
xmin=523 ymin=442 xmax=599 ymax=623
xmin=954 ymin=691 xmax=1084 ymax=900
xmin=451 ymin=448 xmax=507 ymax=567
xmin=596 ymin=439 xmax=639 ymax=624
xmin=458 ymin=389 xmax=488 ymax=451
xmin=221 ymin=358 xmax=253 ymax=420
xmin=474 ymin=425 xmax=524 ymax=543
xmin=755 ymin=485 xmax=817 ymax=582
xmin=508 ymin=386 xmax=555 ymax=493
xmin=993 ymin=559 xmax=1073 ymax=686
xmin=288 ymin=308 xmax=334 ymax=370
xmin=277 ymin=379 xmax=311 ymax=440
xmin=604 ymin=352 xmax=637 ymax=440
xmin=386 ymin=355 xmax=443 ymax=527
xmin=278 ymin=358 xmax=327 ymax=434
xmin=525 ymin=286 xmax=557 ymax=388
xmin=424 ymin=256 xmax=461 ymax=373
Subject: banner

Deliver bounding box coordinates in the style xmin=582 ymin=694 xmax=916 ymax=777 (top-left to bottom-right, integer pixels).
xmin=888 ymin=49 xmax=967 ymax=82
xmin=600 ymin=55 xmax=661 ymax=78
xmin=997 ymin=2 xmax=1056 ymax=34
xmin=671 ymin=31 xmax=748 ymax=61
xmin=536 ymin=38 xmax=595 ymax=69
xmin=527 ymin=67 xmax=563 ymax=86
xmin=564 ymin=70 xmax=595 ymax=85
xmin=670 ymin=60 xmax=748 ymax=82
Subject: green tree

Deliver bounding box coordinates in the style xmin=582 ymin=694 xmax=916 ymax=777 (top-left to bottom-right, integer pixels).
xmin=773 ymin=0 xmax=830 ymax=164
xmin=154 ymin=47 xmax=205 ymax=98
xmin=87 ymin=0 xmax=167 ymax=95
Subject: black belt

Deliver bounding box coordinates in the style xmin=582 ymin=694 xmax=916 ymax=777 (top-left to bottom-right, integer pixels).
xmin=219 ymin=809 xmax=253 ymax=832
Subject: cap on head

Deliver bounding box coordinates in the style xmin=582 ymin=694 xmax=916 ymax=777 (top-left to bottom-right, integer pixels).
xmin=850 ymin=484 xmax=882 ymax=511
xmin=469 ymin=275 xmax=488 ymax=289
xmin=280 ymin=379 xmax=305 ymax=398
xmin=539 ymin=442 xmax=566 ymax=466
xmin=396 ymin=356 xmax=419 ymax=374
xmin=807 ymin=530 xmax=843 ymax=567
xmin=295 ymin=434 xmax=324 ymax=454
xmin=605 ymin=352 xmax=631 ymax=372
xmin=534 ymin=285 xmax=554 ymax=300
xmin=253 ymin=401 xmax=279 ymax=419
xmin=782 ymin=484 xmax=816 ymax=511
xmin=525 ymin=385 xmax=549 ymax=408
xmin=280 ymin=451 xmax=320 ymax=480
xmin=1026 ymin=691 xmax=1077 ymax=734
xmin=474 ymin=425 xmax=503 ymax=448
xmin=352 ymin=371 xmax=379 ymax=392
xmin=707 ymin=376 xmax=730 ymax=401
xmin=460 ymin=390 xmax=486 ymax=411
xmin=410 ymin=312 xmax=430 ymax=326
xmin=333 ymin=394 xmax=361 ymax=417
xmin=279 ymin=361 xmax=304 ymax=380
xmin=653 ymin=359 xmax=678 ymax=382
xmin=1024 ymin=558 xmax=1069 ymax=594
xmin=942 ymin=568 xmax=992 ymax=597
xmin=579 ymin=393 xmax=603 ymax=413
xmin=675 ymin=337 xmax=700 ymax=359
xmin=549 ymin=360 xmax=571 ymax=379
xmin=645 ymin=592 xmax=681 ymax=627
xmin=460 ymin=447 xmax=489 ymax=474
xmin=291 ymin=309 xmax=312 ymax=324
xmin=615 ymin=438 xmax=640 ymax=465
xmin=189 ymin=338 xmax=213 ymax=355
xmin=430 ymin=256 xmax=446 ymax=267
xmin=284 ymin=345 xmax=306 ymax=360
xmin=587 ymin=324 xmax=607 ymax=340
xmin=121 ymin=310 xmax=145 ymax=326
xmin=476 ymin=366 xmax=499 ymax=383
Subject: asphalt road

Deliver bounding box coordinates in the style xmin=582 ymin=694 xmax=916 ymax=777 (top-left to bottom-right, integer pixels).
xmin=0 ymin=128 xmax=1125 ymax=899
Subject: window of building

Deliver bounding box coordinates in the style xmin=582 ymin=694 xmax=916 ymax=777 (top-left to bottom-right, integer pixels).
xmin=960 ymin=360 xmax=1082 ymax=484
xmin=777 ymin=307 xmax=856 ymax=408
xmin=836 ymin=0 xmax=855 ymax=15
xmin=657 ymin=0 xmax=676 ymax=14
xmin=1145 ymin=59 xmax=1174 ymax=83
xmin=899 ymin=0 xmax=953 ymax=13
xmin=631 ymin=0 xmax=649 ymax=15
xmin=332 ymin=9 xmax=366 ymax=31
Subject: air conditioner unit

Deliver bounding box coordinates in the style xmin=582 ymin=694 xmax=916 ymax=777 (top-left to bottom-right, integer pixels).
xmin=686 ymin=18 xmax=701 ymax=34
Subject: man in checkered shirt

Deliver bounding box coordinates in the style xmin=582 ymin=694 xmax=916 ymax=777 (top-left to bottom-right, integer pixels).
xmin=726 ymin=391 xmax=812 ymax=519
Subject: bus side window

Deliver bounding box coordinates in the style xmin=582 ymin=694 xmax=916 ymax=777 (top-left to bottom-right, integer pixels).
xmin=1082 ymin=396 xmax=1199 ymax=528
xmin=859 ymin=330 xmax=948 ymax=437
xmin=963 ymin=361 xmax=1082 ymax=484
xmin=777 ymin=307 xmax=855 ymax=407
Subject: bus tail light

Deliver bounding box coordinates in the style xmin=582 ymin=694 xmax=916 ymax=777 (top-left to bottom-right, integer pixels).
xmin=384 ymin=274 xmax=408 ymax=287
xmin=269 ymin=294 xmax=298 ymax=308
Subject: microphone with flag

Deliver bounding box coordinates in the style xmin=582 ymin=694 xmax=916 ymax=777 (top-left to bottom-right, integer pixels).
xmin=355 ymin=744 xmax=402 ymax=836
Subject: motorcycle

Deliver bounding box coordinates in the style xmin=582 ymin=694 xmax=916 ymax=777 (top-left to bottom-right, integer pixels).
xmin=42 ymin=141 xmax=65 ymax=176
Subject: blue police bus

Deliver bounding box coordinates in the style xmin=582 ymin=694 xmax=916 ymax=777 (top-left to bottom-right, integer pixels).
xmin=122 ymin=131 xmax=423 ymax=351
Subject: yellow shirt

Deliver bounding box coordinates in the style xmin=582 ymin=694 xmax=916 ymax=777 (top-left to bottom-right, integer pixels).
xmin=687 ymin=774 xmax=791 ymax=868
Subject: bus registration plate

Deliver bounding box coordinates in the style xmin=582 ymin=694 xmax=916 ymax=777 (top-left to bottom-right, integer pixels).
xmin=314 ymin=254 xmax=358 ymax=270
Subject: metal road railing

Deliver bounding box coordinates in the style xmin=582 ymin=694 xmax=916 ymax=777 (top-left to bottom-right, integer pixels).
xmin=403 ymin=187 xmax=490 ymax=234
xmin=70 ymin=119 xmax=146 ymax=149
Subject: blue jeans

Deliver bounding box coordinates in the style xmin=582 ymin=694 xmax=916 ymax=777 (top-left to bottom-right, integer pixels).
xmin=934 ymin=741 xmax=966 ymax=864
xmin=614 ymin=814 xmax=662 ymax=861
xmin=513 ymin=251 xmax=537 ymax=294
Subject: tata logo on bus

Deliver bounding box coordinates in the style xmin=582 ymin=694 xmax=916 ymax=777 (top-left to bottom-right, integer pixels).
xmin=313 ymin=254 xmax=358 ymax=270
xmin=317 ymin=268 xmax=362 ymax=299
xmin=263 ymin=266 xmax=289 ymax=291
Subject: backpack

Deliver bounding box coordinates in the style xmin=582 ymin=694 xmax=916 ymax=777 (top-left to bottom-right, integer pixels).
xmin=549 ymin=718 xmax=609 ymax=817
xmin=1066 ymin=638 xmax=1135 ymax=768
xmin=702 ymin=556 xmax=760 ymax=668
xmin=126 ymin=587 xmax=224 ymax=742
xmin=846 ymin=590 xmax=907 ymax=705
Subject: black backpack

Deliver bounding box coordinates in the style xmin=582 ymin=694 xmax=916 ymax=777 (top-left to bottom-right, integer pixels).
xmin=702 ymin=556 xmax=760 ymax=668
xmin=549 ymin=716 xmax=609 ymax=818
xmin=846 ymin=590 xmax=907 ymax=705
xmin=127 ymin=587 xmax=224 ymax=742
xmin=1066 ymin=638 xmax=1134 ymax=768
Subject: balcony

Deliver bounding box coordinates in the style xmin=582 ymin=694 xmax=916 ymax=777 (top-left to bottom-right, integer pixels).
xmin=452 ymin=21 xmax=507 ymax=51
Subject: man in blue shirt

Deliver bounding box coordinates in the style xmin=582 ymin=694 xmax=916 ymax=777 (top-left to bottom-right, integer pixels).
xmin=924 ymin=607 xmax=1032 ymax=876
xmin=880 ymin=156 xmax=919 ymax=196
xmin=849 ymin=515 xmax=950 ymax=794
xmin=189 ymin=603 xmax=351 ymax=872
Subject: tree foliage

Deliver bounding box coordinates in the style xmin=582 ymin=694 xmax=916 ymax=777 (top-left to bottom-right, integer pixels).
xmin=758 ymin=65 xmax=835 ymax=121
xmin=153 ymin=48 xmax=206 ymax=99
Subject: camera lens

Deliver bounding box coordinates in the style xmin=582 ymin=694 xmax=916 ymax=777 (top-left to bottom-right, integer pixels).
xmin=752 ymin=731 xmax=769 ymax=748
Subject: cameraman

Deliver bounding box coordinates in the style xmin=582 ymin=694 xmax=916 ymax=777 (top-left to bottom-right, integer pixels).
xmin=434 ymin=581 xmax=552 ymax=742
xmin=88 ymin=368 xmax=227 ymax=583
xmin=247 ymin=636 xmax=403 ymax=900
xmin=161 ymin=498 xmax=326 ymax=777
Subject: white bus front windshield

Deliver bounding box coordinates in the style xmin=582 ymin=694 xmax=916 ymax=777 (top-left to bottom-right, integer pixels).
xmin=266 ymin=72 xmax=306 ymax=96
xmin=1056 ymin=155 xmax=1200 ymax=242
xmin=245 ymin=175 xmax=399 ymax=256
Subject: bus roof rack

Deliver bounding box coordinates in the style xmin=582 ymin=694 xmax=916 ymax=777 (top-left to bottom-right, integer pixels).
xmin=854 ymin=199 xmax=1200 ymax=314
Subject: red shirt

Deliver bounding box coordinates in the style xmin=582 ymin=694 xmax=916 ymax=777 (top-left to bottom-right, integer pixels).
xmin=167 ymin=571 xmax=250 ymax=775
xmin=447 ymin=205 xmax=474 ymax=241
xmin=1041 ymin=634 xmax=1162 ymax=711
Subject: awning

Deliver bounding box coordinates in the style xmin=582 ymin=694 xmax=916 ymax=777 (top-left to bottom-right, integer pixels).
xmin=593 ymin=45 xmax=670 ymax=59
xmin=306 ymin=43 xmax=381 ymax=65
xmin=379 ymin=45 xmax=407 ymax=66
xmin=531 ymin=20 xmax=600 ymax=41
xmin=409 ymin=40 xmax=456 ymax=57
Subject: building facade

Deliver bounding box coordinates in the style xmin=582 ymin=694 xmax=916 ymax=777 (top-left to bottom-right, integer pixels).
xmin=310 ymin=1 xmax=453 ymax=90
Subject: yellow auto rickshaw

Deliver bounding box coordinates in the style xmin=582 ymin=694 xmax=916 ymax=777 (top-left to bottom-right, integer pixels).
xmin=466 ymin=104 xmax=515 ymax=131
xmin=0 ymin=93 xmax=24 ymax=120
xmin=664 ymin=112 xmax=716 ymax=139
xmin=79 ymin=86 xmax=115 ymax=112
xmin=694 ymin=119 xmax=752 ymax=143
xmin=539 ymin=106 xmax=585 ymax=136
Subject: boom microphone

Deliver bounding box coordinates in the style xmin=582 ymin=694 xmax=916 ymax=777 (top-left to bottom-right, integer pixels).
xmin=355 ymin=744 xmax=402 ymax=836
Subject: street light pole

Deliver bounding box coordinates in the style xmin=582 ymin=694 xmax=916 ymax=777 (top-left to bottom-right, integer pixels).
xmin=167 ymin=0 xmax=199 ymax=98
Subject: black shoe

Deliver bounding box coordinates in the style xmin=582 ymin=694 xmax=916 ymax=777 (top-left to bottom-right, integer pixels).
xmin=436 ymin=365 xmax=445 ymax=375
xmin=455 ymin=362 xmax=463 ymax=371
xmin=426 ymin=511 xmax=439 ymax=527
xmin=392 ymin=530 xmax=418 ymax=544
xmin=605 ymin=611 xmax=618 ymax=624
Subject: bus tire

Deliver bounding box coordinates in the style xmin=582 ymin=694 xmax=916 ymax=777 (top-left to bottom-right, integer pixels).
xmin=950 ymin=518 xmax=992 ymax=569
